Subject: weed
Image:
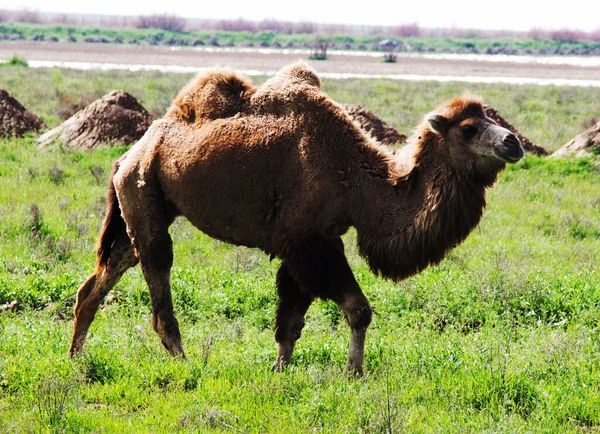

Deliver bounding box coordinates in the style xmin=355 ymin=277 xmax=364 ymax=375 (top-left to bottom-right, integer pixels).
xmin=34 ymin=376 xmax=79 ymax=427
xmin=200 ymin=332 xmax=217 ymax=366
xmin=89 ymin=165 xmax=106 ymax=185
xmin=26 ymin=204 xmax=49 ymax=239
xmin=26 ymin=167 xmax=39 ymax=179
xmin=48 ymin=164 xmax=65 ymax=184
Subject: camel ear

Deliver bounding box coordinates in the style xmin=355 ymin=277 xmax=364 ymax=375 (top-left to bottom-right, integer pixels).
xmin=427 ymin=114 xmax=447 ymax=134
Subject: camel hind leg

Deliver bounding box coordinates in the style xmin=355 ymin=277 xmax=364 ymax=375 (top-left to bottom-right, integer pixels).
xmin=114 ymin=174 xmax=184 ymax=358
xmin=70 ymin=232 xmax=137 ymax=355
xmin=273 ymin=262 xmax=314 ymax=371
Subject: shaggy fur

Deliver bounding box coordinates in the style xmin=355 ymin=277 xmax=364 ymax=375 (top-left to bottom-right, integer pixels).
xmin=69 ymin=62 xmax=523 ymax=375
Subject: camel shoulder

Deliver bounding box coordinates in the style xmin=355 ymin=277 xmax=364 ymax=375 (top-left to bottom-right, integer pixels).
xmin=166 ymin=70 xmax=255 ymax=125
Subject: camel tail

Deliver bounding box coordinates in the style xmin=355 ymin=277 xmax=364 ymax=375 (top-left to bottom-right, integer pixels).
xmin=96 ymin=159 xmax=127 ymax=270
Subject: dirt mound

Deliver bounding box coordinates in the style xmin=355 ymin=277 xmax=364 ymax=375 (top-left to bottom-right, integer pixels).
xmin=551 ymin=121 xmax=600 ymax=158
xmin=0 ymin=89 xmax=45 ymax=138
xmin=483 ymin=105 xmax=548 ymax=156
xmin=343 ymin=104 xmax=407 ymax=146
xmin=37 ymin=91 xmax=154 ymax=150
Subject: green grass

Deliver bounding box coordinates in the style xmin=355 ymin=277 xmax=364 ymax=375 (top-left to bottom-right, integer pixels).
xmin=1 ymin=66 xmax=599 ymax=152
xmin=1 ymin=68 xmax=600 ymax=432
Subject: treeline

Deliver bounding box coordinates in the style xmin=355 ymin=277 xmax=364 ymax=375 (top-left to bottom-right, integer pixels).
xmin=1 ymin=8 xmax=599 ymax=42
xmin=2 ymin=23 xmax=600 ymax=56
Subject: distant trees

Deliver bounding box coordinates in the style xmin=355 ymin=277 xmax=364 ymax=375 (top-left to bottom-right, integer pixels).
xmin=0 ymin=8 xmax=42 ymax=23
xmin=134 ymin=14 xmax=186 ymax=32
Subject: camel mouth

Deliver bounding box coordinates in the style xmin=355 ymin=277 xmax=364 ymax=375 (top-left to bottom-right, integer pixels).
xmin=493 ymin=145 xmax=524 ymax=164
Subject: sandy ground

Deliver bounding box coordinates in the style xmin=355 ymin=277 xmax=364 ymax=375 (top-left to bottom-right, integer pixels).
xmin=1 ymin=42 xmax=600 ymax=81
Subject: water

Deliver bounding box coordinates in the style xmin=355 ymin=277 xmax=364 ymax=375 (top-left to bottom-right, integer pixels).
xmin=174 ymin=47 xmax=600 ymax=67
xmin=20 ymin=59 xmax=600 ymax=88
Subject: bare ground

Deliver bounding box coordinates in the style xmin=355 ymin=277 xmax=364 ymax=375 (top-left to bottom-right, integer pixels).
xmin=1 ymin=42 xmax=600 ymax=81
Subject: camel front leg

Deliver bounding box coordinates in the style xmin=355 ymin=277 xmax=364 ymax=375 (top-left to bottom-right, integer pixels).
xmin=273 ymin=262 xmax=314 ymax=371
xmin=337 ymin=292 xmax=372 ymax=376
xmin=283 ymin=236 xmax=373 ymax=376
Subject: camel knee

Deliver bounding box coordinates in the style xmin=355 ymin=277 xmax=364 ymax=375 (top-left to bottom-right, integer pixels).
xmin=342 ymin=295 xmax=372 ymax=330
xmin=275 ymin=313 xmax=305 ymax=344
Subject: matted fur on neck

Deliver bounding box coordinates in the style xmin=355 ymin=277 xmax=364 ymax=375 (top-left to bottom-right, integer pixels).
xmin=356 ymin=127 xmax=499 ymax=282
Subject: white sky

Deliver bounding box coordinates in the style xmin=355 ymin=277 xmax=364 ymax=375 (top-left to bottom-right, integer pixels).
xmin=2 ymin=0 xmax=599 ymax=32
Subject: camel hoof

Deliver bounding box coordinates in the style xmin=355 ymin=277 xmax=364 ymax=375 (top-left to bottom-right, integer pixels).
xmin=344 ymin=364 xmax=364 ymax=378
xmin=272 ymin=357 xmax=289 ymax=373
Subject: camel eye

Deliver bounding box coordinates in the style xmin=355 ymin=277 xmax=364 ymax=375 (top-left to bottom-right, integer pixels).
xmin=461 ymin=124 xmax=477 ymax=139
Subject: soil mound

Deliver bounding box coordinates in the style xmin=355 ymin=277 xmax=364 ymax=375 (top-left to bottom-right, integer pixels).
xmin=0 ymin=89 xmax=45 ymax=138
xmin=483 ymin=105 xmax=548 ymax=156
xmin=552 ymin=121 xmax=600 ymax=158
xmin=343 ymin=104 xmax=407 ymax=146
xmin=37 ymin=91 xmax=153 ymax=149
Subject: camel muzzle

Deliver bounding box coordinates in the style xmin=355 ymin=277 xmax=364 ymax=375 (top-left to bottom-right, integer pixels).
xmin=492 ymin=132 xmax=524 ymax=163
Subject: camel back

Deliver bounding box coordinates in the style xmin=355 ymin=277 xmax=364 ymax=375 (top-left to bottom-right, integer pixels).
xmin=165 ymin=62 xmax=322 ymax=127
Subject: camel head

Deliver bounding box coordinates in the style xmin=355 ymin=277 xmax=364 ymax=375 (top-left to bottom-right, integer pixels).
xmin=425 ymin=96 xmax=524 ymax=174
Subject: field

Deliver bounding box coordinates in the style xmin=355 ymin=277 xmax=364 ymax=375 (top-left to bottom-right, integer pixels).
xmin=1 ymin=66 xmax=600 ymax=433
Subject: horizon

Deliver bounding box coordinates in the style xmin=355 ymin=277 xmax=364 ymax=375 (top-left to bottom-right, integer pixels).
xmin=4 ymin=1 xmax=600 ymax=33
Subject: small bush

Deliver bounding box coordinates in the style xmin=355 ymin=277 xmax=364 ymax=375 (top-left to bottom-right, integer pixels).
xmin=1 ymin=54 xmax=28 ymax=67
xmin=310 ymin=36 xmax=329 ymax=60
xmin=382 ymin=53 xmax=397 ymax=63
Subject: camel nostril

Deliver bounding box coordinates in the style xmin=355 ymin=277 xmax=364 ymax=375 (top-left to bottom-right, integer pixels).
xmin=502 ymin=133 xmax=520 ymax=148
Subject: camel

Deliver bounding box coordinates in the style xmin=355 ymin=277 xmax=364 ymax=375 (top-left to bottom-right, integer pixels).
xmin=69 ymin=62 xmax=524 ymax=375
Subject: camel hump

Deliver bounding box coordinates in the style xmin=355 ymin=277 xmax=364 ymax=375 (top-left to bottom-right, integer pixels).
xmin=276 ymin=61 xmax=321 ymax=88
xmin=166 ymin=70 xmax=255 ymax=125
xmin=250 ymin=62 xmax=322 ymax=113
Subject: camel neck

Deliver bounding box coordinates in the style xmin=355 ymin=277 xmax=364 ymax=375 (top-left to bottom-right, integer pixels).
xmin=351 ymin=141 xmax=495 ymax=281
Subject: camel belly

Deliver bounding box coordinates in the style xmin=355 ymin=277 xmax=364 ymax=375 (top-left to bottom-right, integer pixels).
xmin=158 ymin=153 xmax=281 ymax=252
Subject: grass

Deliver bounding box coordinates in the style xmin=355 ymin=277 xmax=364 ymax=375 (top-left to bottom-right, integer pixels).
xmin=0 ymin=68 xmax=600 ymax=432
xmin=1 ymin=66 xmax=599 ymax=152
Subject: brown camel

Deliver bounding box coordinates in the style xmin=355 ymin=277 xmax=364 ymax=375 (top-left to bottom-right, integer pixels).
xmin=69 ymin=62 xmax=524 ymax=375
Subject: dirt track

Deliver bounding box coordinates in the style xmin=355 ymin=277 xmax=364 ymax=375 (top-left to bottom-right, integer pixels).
xmin=1 ymin=42 xmax=600 ymax=81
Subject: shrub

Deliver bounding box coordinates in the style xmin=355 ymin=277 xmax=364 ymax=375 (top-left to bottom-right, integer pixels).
xmin=0 ymin=55 xmax=28 ymax=67
xmin=310 ymin=36 xmax=329 ymax=60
